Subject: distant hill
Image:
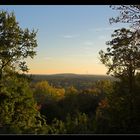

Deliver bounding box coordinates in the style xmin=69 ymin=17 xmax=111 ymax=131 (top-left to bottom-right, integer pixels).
xmin=28 ymin=73 xmax=114 ymax=80
xmin=29 ymin=73 xmax=110 ymax=76
xmin=28 ymin=73 xmax=116 ymax=90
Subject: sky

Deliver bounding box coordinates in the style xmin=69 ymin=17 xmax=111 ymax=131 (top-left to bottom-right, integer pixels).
xmin=0 ymin=5 xmax=129 ymax=75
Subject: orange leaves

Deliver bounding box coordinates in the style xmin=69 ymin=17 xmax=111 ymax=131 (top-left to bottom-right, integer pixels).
xmin=98 ymin=98 xmax=109 ymax=109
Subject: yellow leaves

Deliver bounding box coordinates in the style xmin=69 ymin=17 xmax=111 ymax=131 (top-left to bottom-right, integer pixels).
xmin=35 ymin=81 xmax=50 ymax=91
xmin=34 ymin=81 xmax=65 ymax=101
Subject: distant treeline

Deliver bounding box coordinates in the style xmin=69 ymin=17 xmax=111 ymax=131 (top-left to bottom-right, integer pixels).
xmin=28 ymin=74 xmax=117 ymax=90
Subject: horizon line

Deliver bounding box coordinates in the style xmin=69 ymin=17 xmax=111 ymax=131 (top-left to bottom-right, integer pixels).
xmin=26 ymin=73 xmax=108 ymax=76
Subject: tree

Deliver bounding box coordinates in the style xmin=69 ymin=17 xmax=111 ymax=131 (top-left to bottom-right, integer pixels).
xmin=33 ymin=81 xmax=65 ymax=104
xmin=64 ymin=112 xmax=89 ymax=134
xmin=99 ymin=28 xmax=140 ymax=94
xmin=65 ymin=86 xmax=78 ymax=96
xmin=0 ymin=10 xmax=49 ymax=134
xmin=109 ymin=5 xmax=140 ymax=29
xmin=0 ymin=74 xmax=47 ymax=134
xmin=99 ymin=28 xmax=140 ymax=132
xmin=0 ymin=11 xmax=37 ymax=81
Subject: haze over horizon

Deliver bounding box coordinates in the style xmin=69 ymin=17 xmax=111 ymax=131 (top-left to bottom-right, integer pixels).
xmin=29 ymin=72 xmax=109 ymax=76
xmin=0 ymin=5 xmax=129 ymax=75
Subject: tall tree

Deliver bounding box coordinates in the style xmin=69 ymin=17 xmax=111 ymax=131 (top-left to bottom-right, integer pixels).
xmin=99 ymin=28 xmax=140 ymax=130
xmin=0 ymin=11 xmax=49 ymax=134
xmin=99 ymin=28 xmax=140 ymax=133
xmin=99 ymin=28 xmax=140 ymax=93
xmin=0 ymin=11 xmax=37 ymax=81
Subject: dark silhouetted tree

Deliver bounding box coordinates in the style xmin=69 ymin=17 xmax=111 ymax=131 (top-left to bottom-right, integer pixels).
xmin=109 ymin=5 xmax=140 ymax=29
xmin=99 ymin=28 xmax=140 ymax=94
xmin=99 ymin=28 xmax=140 ymax=132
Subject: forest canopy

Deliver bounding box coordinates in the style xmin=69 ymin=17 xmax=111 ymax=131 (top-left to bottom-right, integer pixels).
xmin=0 ymin=6 xmax=140 ymax=134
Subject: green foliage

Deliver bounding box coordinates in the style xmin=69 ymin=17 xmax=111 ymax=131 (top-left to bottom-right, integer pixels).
xmin=98 ymin=26 xmax=140 ymax=134
xmin=0 ymin=75 xmax=47 ymax=134
xmin=48 ymin=118 xmax=66 ymax=134
xmin=48 ymin=112 xmax=95 ymax=134
xmin=0 ymin=10 xmax=49 ymax=134
xmin=0 ymin=10 xmax=37 ymax=80
xmin=95 ymin=79 xmax=140 ymax=134
xmin=1 ymin=9 xmax=140 ymax=134
xmin=99 ymin=28 xmax=140 ymax=77
xmin=95 ymin=80 xmax=114 ymax=95
xmin=64 ymin=112 xmax=89 ymax=134
xmin=99 ymin=28 xmax=140 ymax=95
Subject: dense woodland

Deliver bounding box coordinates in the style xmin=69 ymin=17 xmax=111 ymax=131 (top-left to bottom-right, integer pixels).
xmin=0 ymin=6 xmax=140 ymax=134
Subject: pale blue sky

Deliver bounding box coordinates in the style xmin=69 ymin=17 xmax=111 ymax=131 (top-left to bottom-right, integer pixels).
xmin=0 ymin=5 xmax=129 ymax=74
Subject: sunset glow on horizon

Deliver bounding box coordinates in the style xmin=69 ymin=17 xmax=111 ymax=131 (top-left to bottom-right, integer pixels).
xmin=0 ymin=5 xmax=129 ymax=75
